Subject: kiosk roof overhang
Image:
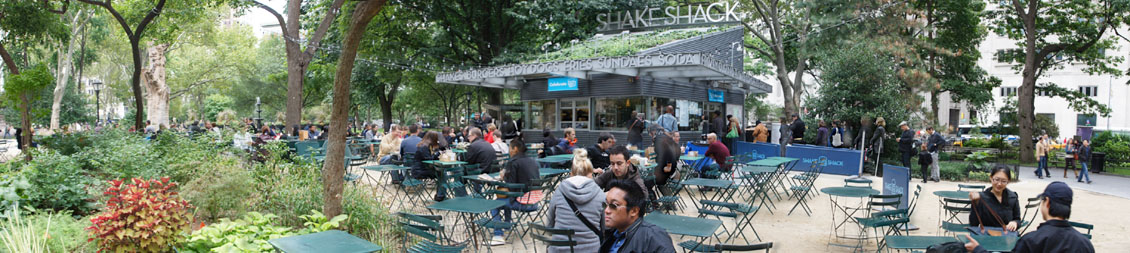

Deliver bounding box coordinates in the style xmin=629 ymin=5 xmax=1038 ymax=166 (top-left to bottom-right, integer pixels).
xmin=435 ymin=52 xmax=771 ymax=94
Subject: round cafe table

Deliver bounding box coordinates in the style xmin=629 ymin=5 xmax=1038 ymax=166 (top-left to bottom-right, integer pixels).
xmin=933 ymin=190 xmax=971 ymax=200
xmin=821 ymin=186 xmax=880 ymax=249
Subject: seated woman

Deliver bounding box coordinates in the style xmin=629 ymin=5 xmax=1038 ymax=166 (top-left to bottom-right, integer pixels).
xmin=545 ymin=149 xmax=604 ymax=252
xmin=969 ymin=165 xmax=1022 ymax=233
xmin=413 ymin=131 xmax=448 ymax=201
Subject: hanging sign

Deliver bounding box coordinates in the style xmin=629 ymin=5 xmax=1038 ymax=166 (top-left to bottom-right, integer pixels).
xmin=547 ymin=77 xmax=579 ymax=92
xmin=596 ymin=1 xmax=746 ymax=33
xmin=708 ymin=89 xmax=724 ymax=103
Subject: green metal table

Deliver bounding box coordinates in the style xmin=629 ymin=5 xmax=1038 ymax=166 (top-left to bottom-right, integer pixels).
xmin=268 ymin=230 xmax=382 ymax=253
xmin=680 ymin=155 xmax=705 ymax=161
xmin=882 ymin=235 xmax=958 ymax=250
xmin=360 ymin=164 xmax=410 ymax=186
xmin=933 ymin=190 xmax=971 ymax=200
xmin=959 ymin=235 xmax=1018 ymax=252
xmin=681 ymin=178 xmax=736 ymax=211
xmin=538 ymin=154 xmax=574 ymax=168
xmin=645 ymin=213 xmax=723 ymax=252
xmin=821 ymin=186 xmax=880 ymax=247
xmin=428 ymin=197 xmax=507 ymax=251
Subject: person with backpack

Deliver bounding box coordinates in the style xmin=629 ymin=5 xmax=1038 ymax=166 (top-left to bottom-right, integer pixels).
xmin=545 ymin=149 xmax=605 ymax=252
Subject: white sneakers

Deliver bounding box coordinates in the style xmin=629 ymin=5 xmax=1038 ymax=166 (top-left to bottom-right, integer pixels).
xmin=487 ymin=235 xmax=506 ymax=246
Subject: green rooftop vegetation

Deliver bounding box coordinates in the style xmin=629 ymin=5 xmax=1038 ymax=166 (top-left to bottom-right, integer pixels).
xmin=521 ymin=26 xmax=732 ymax=63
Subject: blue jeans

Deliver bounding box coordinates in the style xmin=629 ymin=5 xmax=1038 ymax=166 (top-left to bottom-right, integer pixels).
xmin=490 ymin=198 xmax=538 ymax=236
xmin=380 ymin=155 xmax=405 ymax=182
xmin=1037 ymin=156 xmax=1049 ymax=177
xmin=1078 ymin=162 xmax=1091 ymax=182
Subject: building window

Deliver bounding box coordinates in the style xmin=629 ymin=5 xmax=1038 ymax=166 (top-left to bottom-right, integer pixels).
xmin=995 ymin=49 xmax=1007 ymax=62
xmin=1000 ymin=87 xmax=1017 ymax=97
xmin=527 ymin=100 xmax=555 ymax=130
xmin=594 ymin=97 xmax=647 ymax=131
xmin=674 ymin=99 xmax=704 ymax=131
xmin=559 ymin=99 xmax=590 ymax=130
xmin=1078 ymin=86 xmax=1098 ymax=97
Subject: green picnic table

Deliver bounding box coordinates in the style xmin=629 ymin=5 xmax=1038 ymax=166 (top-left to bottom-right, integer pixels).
xmin=959 ymin=235 xmax=1018 ymax=252
xmin=268 ymin=230 xmax=381 ymax=253
xmin=883 ymin=235 xmax=959 ymax=250
xmin=933 ymin=190 xmax=971 ymax=200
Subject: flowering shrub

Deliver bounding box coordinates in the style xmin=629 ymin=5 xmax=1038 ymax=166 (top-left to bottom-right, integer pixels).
xmin=87 ymin=177 xmax=193 ymax=252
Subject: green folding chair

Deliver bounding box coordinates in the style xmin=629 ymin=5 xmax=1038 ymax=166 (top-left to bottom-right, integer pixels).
xmin=1069 ymin=221 xmax=1093 ymax=239
xmin=957 ymin=184 xmax=985 ymax=192
xmin=678 ymin=241 xmax=774 ymax=252
xmin=398 ymin=212 xmax=466 ymax=253
xmin=529 ymin=222 xmax=578 ymax=253
xmin=844 ymin=178 xmax=873 ymax=188
xmin=940 ymin=198 xmax=972 ymax=235
xmin=1019 ymin=197 xmax=1042 ymax=234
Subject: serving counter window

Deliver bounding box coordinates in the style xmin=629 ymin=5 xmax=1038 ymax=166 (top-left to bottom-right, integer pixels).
xmin=595 ymin=97 xmax=647 ymax=131
xmin=559 ymin=99 xmax=590 ymax=129
xmin=527 ymin=100 xmax=556 ymax=129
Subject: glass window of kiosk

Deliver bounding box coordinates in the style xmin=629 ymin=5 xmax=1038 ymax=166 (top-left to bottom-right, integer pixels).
xmin=527 ymin=100 xmax=556 ymax=130
xmin=595 ymin=96 xmax=647 ymax=131
xmin=675 ymin=99 xmax=704 ymax=132
xmin=560 ymin=99 xmax=590 ymax=130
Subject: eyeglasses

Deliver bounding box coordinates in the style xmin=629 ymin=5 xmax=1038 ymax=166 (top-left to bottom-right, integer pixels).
xmin=991 ymin=178 xmax=1010 ymax=184
xmin=603 ymin=202 xmax=624 ymax=210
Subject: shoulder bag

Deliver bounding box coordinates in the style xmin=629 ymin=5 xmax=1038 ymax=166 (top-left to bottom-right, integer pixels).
xmin=564 ymin=197 xmax=604 ymax=243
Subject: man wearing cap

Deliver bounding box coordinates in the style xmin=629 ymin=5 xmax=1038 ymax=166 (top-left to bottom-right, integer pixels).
xmin=964 ymin=181 xmax=1094 ymax=253
xmin=790 ymin=113 xmax=806 ymax=144
xmin=896 ymin=121 xmax=915 ymax=168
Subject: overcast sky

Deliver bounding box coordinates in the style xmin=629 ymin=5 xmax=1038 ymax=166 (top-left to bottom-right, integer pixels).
xmin=235 ymin=0 xmax=288 ymax=36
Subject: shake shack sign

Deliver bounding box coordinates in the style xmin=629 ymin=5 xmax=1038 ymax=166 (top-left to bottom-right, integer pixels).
xmin=597 ymin=1 xmax=746 ymax=33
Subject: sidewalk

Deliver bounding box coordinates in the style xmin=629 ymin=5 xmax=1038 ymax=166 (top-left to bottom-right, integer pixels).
xmin=1017 ymin=165 xmax=1130 ymax=199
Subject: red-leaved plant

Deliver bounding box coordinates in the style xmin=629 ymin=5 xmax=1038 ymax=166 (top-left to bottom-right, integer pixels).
xmin=87 ymin=177 xmax=193 ymax=252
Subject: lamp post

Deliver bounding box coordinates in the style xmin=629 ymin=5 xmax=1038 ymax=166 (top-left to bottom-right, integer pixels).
xmin=93 ymin=80 xmax=102 ymax=125
xmin=255 ymin=97 xmax=263 ymax=128
xmin=465 ymin=91 xmax=472 ymax=124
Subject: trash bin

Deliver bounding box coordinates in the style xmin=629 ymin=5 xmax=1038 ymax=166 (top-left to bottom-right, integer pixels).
xmin=1092 ymin=152 xmax=1105 ymax=173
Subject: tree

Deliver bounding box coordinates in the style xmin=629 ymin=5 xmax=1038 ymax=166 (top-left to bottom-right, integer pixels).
xmin=0 ymin=0 xmax=68 ymax=161
xmin=77 ymin=0 xmax=168 ymax=129
xmin=915 ymin=0 xmax=999 ymax=126
xmin=50 ymin=8 xmax=94 ymax=130
xmin=322 ymin=0 xmax=386 ymax=218
xmin=988 ymin=0 xmax=1129 ymax=163
xmin=349 ymin=3 xmax=430 ymax=132
xmin=3 ymin=65 xmax=54 ymax=161
xmin=741 ymin=0 xmax=816 ymax=117
xmin=252 ymin=0 xmax=347 ymax=131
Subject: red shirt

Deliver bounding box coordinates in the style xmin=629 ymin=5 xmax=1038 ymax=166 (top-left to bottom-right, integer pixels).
xmin=485 ymin=130 xmax=496 ymax=143
xmin=705 ymin=140 xmax=731 ymax=171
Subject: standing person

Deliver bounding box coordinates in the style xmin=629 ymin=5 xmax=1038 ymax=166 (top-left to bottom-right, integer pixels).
xmin=751 ymin=120 xmax=769 ymax=143
xmin=500 ymin=114 xmax=519 ymax=142
xmin=481 ymin=109 xmax=494 ymax=126
xmin=815 ymin=120 xmax=830 ymax=147
xmin=896 ymin=121 xmax=915 ymax=168
xmin=963 ymin=182 xmax=1095 ymax=253
xmin=585 ymin=133 xmax=616 ymax=170
xmin=699 ymin=114 xmax=711 ymax=138
xmin=830 ymin=121 xmax=844 ymax=147
xmin=626 ymin=111 xmax=646 ymax=149
xmin=870 ymin=117 xmax=887 ymax=153
xmin=711 ymin=111 xmax=726 ymax=136
xmin=487 ymin=139 xmax=539 ymax=246
xmin=650 ymin=134 xmax=681 ymax=192
xmin=725 ymin=116 xmax=740 ymax=151
xmin=546 ymin=149 xmax=605 ymax=253
xmin=790 ymin=113 xmax=806 ymax=144
xmin=1065 ymin=138 xmax=1078 ymax=177
xmin=1035 ymin=135 xmax=1050 ymax=179
xmin=917 ymin=144 xmax=932 ymax=183
xmin=777 ymin=117 xmax=791 ymax=155
xmin=557 ymin=128 xmax=578 ymax=154
xmin=598 ymin=180 xmax=676 ymax=253
xmin=1077 ymin=140 xmax=1093 ymax=184
xmin=926 ymin=127 xmax=944 ymax=182
xmin=655 ymin=106 xmax=678 ymax=135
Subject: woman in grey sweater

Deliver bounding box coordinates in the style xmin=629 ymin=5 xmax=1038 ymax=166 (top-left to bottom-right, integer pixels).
xmin=545 ymin=149 xmax=605 ymax=253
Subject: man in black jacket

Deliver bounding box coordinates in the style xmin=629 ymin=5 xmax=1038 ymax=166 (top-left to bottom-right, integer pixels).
xmin=712 ymin=111 xmax=727 ymax=135
xmin=499 ymin=114 xmax=519 ymax=142
xmin=896 ymin=121 xmax=915 ymax=168
xmin=965 ymin=181 xmax=1094 ymax=253
xmin=463 ymin=128 xmax=498 ymax=173
xmin=599 ymin=179 xmax=675 ymax=253
xmin=790 ymin=113 xmax=806 ymax=144
xmin=627 ymin=111 xmax=646 ymax=149
xmin=586 ymin=132 xmax=616 ymax=170
xmin=925 ymin=127 xmax=944 ymax=182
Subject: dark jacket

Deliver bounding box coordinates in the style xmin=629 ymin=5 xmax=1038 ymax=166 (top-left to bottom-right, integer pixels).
xmin=927 ymin=132 xmax=944 ymax=153
xmin=464 ymin=138 xmax=497 ymax=173
xmin=816 ymin=127 xmax=830 ymax=146
xmin=1079 ymin=145 xmax=1092 ymax=162
xmin=652 ymin=135 xmax=681 ymax=187
xmin=594 ymin=163 xmax=651 ymax=200
xmin=598 ymin=218 xmax=676 ymax=253
xmin=712 ymin=116 xmax=727 ymax=135
xmin=778 ymin=123 xmax=791 ymax=144
xmin=790 ymin=118 xmax=806 ymax=140
xmin=973 ymin=219 xmax=1094 ymax=253
xmin=627 ymin=119 xmax=646 ymax=144
xmin=898 ymin=129 xmax=915 ymax=153
xmin=557 ymin=139 xmax=576 ymax=154
xmin=918 ymin=150 xmax=932 ymax=166
xmin=500 ymin=120 xmax=519 ymax=140
xmin=870 ymin=126 xmax=886 ymax=150
xmin=412 ymin=145 xmax=444 ymax=178
xmin=503 ymin=154 xmax=539 ymax=188
xmin=585 ymin=144 xmax=611 ymax=170
xmin=969 ymin=188 xmax=1021 ymax=228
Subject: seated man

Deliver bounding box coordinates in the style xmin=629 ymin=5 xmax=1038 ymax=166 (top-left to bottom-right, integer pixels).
xmin=598 ymin=179 xmax=675 ymax=253
xmin=594 ymin=145 xmax=651 ymax=201
xmin=557 ymin=127 xmax=578 ymax=154
xmin=965 ymin=181 xmax=1094 ymax=253
xmin=585 ymin=132 xmax=616 ymax=170
xmin=704 ymin=133 xmax=731 ymax=171
xmin=488 ymin=139 xmax=540 ymax=246
xmin=463 ymin=128 xmax=497 ymax=174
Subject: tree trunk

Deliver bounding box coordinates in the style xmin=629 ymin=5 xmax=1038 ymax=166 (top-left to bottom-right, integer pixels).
xmin=323 ymin=0 xmax=386 ymax=218
xmin=1017 ymin=2 xmax=1039 ymax=164
xmin=930 ymin=90 xmax=940 ymax=127
xmin=20 ymin=94 xmax=31 ymax=161
xmin=143 ymin=44 xmax=171 ymax=127
xmin=50 ymin=12 xmax=87 ymax=130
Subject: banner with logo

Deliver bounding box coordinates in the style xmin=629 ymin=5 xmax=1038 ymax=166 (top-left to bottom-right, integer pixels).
xmin=783 ymin=144 xmax=862 ymax=176
xmin=733 ymin=141 xmax=781 ymax=159
xmin=708 ymin=89 xmax=725 ymax=103
xmin=547 ymin=77 xmax=579 ymax=92
xmin=882 ymin=164 xmax=910 ymax=209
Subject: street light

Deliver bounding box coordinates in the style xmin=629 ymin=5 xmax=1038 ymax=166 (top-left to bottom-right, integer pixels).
xmin=93 ymin=80 xmax=102 ymax=125
xmin=255 ymin=96 xmax=262 ymax=127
